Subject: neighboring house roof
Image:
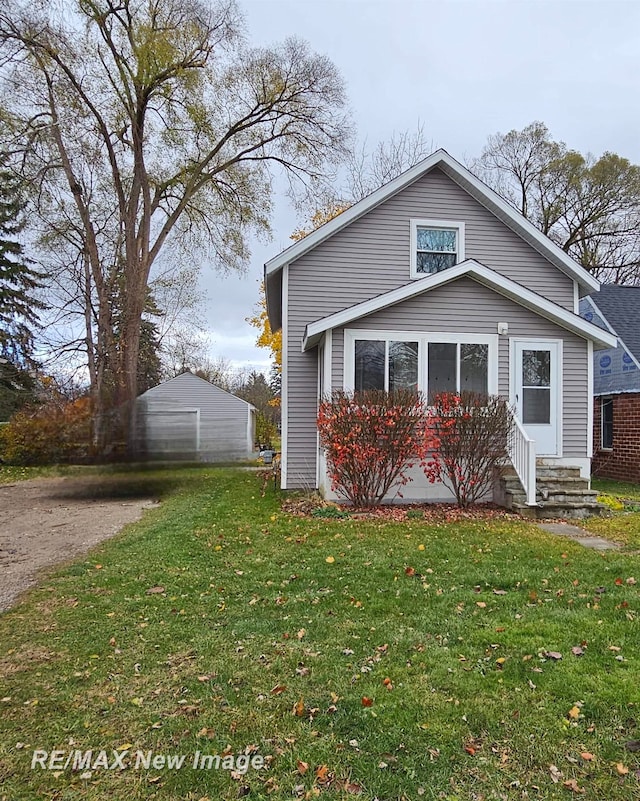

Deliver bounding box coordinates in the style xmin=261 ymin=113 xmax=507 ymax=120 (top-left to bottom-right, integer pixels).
xmin=588 ymin=284 xmax=640 ymax=362
xmin=265 ymin=150 xmax=600 ymax=327
xmin=303 ymin=260 xmax=616 ymax=351
xmin=139 ymin=372 xmax=256 ymax=410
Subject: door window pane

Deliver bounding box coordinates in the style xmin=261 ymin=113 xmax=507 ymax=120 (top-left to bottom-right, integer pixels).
xmin=460 ymin=343 xmax=488 ymax=394
xmin=355 ymin=340 xmax=385 ymax=391
xmin=523 ymin=388 xmax=550 ymax=424
xmin=389 ymin=341 xmax=418 ymax=392
xmin=428 ymin=342 xmax=457 ymax=400
xmin=522 ymin=350 xmax=551 ymax=387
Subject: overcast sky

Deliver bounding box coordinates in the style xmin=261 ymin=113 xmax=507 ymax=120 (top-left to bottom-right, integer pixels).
xmin=200 ymin=0 xmax=640 ymax=373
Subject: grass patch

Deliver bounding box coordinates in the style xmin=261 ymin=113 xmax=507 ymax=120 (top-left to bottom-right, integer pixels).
xmin=0 ymin=468 xmax=639 ymax=800
xmin=0 ymin=464 xmax=71 ymax=484
xmin=587 ymin=478 xmax=640 ymax=548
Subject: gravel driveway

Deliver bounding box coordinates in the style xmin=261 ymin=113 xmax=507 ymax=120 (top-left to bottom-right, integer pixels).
xmin=0 ymin=476 xmax=157 ymax=612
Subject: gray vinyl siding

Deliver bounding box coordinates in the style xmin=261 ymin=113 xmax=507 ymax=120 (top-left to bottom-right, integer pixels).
xmin=285 ymin=167 xmax=579 ymax=488
xmin=286 ymin=279 xmax=588 ymax=488
xmin=135 ymin=373 xmax=253 ymax=462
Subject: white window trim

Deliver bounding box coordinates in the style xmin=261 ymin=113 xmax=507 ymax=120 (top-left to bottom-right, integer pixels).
xmin=343 ymin=329 xmax=498 ymax=396
xmin=410 ymin=218 xmax=465 ymax=279
xmin=600 ymin=395 xmax=614 ymax=452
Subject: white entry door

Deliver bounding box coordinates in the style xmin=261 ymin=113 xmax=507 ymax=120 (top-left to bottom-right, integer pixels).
xmin=513 ymin=340 xmax=561 ymax=456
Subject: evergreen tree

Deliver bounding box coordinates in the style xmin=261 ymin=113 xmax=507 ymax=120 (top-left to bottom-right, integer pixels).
xmin=0 ymin=161 xmax=45 ymax=368
xmin=0 ymin=161 xmax=45 ymax=419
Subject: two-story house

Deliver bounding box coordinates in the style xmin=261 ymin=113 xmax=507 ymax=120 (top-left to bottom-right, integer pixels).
xmin=265 ymin=150 xmax=616 ymax=513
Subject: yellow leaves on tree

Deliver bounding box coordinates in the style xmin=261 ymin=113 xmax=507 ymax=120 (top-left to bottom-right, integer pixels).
xmin=246 ymin=283 xmax=282 ymax=376
xmin=289 ymin=201 xmax=351 ymax=242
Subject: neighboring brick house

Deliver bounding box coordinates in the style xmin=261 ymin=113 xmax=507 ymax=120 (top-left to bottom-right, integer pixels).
xmin=580 ymin=286 xmax=640 ymax=482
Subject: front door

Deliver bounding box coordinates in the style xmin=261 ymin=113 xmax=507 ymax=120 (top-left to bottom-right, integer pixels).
xmin=513 ymin=340 xmax=561 ymax=456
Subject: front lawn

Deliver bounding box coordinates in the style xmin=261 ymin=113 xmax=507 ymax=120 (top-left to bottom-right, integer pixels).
xmin=588 ymin=478 xmax=640 ymax=548
xmin=0 ymin=467 xmax=639 ymax=800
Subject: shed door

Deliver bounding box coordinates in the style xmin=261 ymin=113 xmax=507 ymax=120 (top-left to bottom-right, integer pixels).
xmin=146 ymin=410 xmax=199 ymax=455
xmin=513 ymin=341 xmax=560 ymax=456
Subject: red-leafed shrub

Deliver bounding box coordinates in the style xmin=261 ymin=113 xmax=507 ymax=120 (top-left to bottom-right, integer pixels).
xmin=317 ymin=390 xmax=433 ymax=507
xmin=0 ymin=396 xmax=93 ymax=465
xmin=424 ymin=391 xmax=512 ymax=508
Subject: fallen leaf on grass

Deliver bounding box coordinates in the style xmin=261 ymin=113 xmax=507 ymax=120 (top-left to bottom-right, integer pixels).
xmin=146 ymin=586 xmax=165 ymax=595
xmin=296 ymin=760 xmax=308 ymax=775
xmin=571 ymin=646 xmax=585 ymax=657
xmin=361 ymin=697 xmax=373 ymax=707
xmin=563 ymin=778 xmax=585 ymax=793
xmin=405 ymin=566 xmax=416 ymax=576
xmin=464 ymin=744 xmax=476 ymax=756
xmin=545 ymin=651 xmax=563 ymax=660
xmin=476 ymin=601 xmax=487 ymax=609
xmin=344 ymin=781 xmax=363 ymax=794
xmin=325 ymin=556 xmax=335 ymax=564
xmin=293 ymin=698 xmax=305 ymax=717
xmin=493 ymin=589 xmax=507 ymax=595
xmin=315 ymin=764 xmax=331 ymax=784
xmin=616 ymin=762 xmax=629 ymax=775
xmin=579 ymin=752 xmax=593 ymax=761
xmin=549 ymin=765 xmax=563 ymax=783
xmin=271 ymin=684 xmax=286 ymax=695
xmin=568 ymin=706 xmax=581 ymax=720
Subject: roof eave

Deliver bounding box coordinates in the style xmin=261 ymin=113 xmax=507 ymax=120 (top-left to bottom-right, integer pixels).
xmin=302 ymin=260 xmax=616 ymax=351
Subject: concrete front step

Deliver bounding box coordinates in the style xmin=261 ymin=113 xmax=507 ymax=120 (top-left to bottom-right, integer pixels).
xmin=512 ymin=501 xmax=609 ymax=520
xmin=500 ymin=462 xmax=608 ymax=519
xmin=535 ymin=467 xmax=583 ymax=479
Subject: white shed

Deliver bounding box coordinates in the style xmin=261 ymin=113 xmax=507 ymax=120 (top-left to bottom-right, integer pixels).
xmin=135 ymin=373 xmax=256 ymax=462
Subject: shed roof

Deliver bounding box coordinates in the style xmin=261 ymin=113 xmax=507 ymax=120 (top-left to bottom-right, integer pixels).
xmin=139 ymin=372 xmax=255 ymax=410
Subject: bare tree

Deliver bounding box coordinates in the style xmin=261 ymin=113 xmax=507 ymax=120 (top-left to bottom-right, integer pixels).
xmin=347 ymin=122 xmax=434 ymax=201
xmin=472 ymin=122 xmax=640 ymax=282
xmin=0 ymin=0 xmax=350 ymax=451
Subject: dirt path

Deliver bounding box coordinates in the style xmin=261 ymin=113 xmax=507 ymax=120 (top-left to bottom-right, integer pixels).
xmin=0 ymin=476 xmax=158 ymax=612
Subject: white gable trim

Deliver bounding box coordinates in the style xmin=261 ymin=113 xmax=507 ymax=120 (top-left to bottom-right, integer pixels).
xmin=302 ymin=260 xmax=617 ymax=351
xmin=265 ymin=149 xmax=599 ymax=293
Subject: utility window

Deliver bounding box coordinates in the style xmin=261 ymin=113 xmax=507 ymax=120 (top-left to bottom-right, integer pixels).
xmin=411 ymin=219 xmax=465 ymax=278
xmin=601 ymin=396 xmax=613 ymax=450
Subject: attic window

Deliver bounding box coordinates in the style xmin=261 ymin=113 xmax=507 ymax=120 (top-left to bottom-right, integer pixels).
xmin=410 ymin=219 xmax=465 ymax=278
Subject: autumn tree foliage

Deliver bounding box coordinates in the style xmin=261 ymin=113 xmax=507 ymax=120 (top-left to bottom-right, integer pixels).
xmin=0 ymin=395 xmax=93 ymax=465
xmin=424 ymin=392 xmax=512 ymax=508
xmin=317 ymin=390 xmax=432 ymax=507
xmin=246 ymin=283 xmax=283 ymax=379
